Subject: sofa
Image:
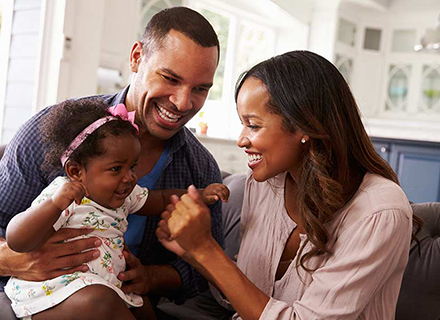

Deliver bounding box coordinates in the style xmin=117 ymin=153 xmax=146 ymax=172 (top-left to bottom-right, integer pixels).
xmin=0 ymin=143 xmax=439 ymax=319
xmin=395 ymin=201 xmax=440 ymax=320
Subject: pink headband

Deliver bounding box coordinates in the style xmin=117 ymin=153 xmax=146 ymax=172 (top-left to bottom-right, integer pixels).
xmin=60 ymin=104 xmax=139 ymax=167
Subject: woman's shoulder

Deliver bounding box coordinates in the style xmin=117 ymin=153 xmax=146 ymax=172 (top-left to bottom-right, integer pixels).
xmin=356 ymin=173 xmax=410 ymax=214
xmin=333 ymin=173 xmax=412 ymax=232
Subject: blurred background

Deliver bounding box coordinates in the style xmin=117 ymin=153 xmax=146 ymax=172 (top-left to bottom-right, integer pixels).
xmin=0 ymin=0 xmax=439 ymax=202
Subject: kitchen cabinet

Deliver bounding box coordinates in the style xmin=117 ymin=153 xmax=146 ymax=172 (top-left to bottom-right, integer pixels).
xmin=372 ymin=137 xmax=440 ymax=203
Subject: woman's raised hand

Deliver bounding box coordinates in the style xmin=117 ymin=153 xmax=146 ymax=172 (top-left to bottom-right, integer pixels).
xmin=157 ymin=185 xmax=214 ymax=258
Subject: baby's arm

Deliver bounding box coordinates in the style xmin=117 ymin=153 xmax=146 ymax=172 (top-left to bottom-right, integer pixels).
xmin=135 ymin=184 xmax=229 ymax=217
xmin=201 ymin=183 xmax=229 ymax=205
xmin=6 ymin=181 xmax=87 ymax=252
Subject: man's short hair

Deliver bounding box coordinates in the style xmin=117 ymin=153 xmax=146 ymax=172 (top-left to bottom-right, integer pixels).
xmin=140 ymin=6 xmax=220 ymax=61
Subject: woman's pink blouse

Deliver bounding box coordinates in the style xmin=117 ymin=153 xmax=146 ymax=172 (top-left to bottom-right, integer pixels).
xmin=234 ymin=172 xmax=412 ymax=320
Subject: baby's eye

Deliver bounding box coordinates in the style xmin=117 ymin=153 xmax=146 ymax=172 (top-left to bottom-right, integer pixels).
xmin=130 ymin=163 xmax=138 ymax=170
xmin=111 ymin=166 xmax=121 ymax=172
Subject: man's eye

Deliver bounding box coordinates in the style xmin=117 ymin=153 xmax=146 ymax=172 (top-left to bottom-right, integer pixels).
xmin=163 ymin=75 xmax=178 ymax=83
xmin=195 ymin=87 xmax=209 ymax=93
xmin=247 ymin=125 xmax=260 ymax=130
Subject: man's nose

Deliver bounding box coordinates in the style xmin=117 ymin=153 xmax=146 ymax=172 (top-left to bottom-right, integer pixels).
xmin=170 ymin=87 xmax=192 ymax=112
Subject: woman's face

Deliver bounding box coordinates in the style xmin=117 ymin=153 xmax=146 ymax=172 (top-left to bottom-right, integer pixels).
xmin=236 ymin=77 xmax=306 ymax=182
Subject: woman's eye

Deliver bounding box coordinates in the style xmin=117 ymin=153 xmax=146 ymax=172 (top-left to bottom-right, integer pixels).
xmin=247 ymin=125 xmax=260 ymax=130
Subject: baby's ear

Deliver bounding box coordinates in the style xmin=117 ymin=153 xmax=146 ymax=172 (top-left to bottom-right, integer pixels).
xmin=65 ymin=160 xmax=83 ymax=182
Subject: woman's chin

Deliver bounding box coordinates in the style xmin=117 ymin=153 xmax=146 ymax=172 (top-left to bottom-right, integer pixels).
xmin=250 ymin=170 xmax=269 ymax=182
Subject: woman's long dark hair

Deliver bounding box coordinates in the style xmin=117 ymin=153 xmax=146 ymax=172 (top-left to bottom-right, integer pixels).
xmin=235 ymin=50 xmax=422 ymax=271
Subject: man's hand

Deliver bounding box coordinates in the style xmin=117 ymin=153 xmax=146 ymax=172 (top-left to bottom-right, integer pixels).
xmin=0 ymin=228 xmax=101 ymax=281
xmin=118 ymin=249 xmax=182 ymax=298
xmin=118 ymin=249 xmax=150 ymax=295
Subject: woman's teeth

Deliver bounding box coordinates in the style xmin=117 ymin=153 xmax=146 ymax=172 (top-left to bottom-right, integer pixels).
xmin=156 ymin=104 xmax=181 ymax=123
xmin=248 ymin=153 xmax=262 ymax=163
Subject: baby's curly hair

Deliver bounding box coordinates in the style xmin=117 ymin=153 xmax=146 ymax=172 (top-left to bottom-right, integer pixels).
xmin=40 ymin=98 xmax=138 ymax=173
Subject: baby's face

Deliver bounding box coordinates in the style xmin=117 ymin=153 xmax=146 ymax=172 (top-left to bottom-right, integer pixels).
xmin=80 ymin=134 xmax=141 ymax=209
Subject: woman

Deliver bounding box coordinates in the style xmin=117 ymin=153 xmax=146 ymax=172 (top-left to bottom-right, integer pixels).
xmin=157 ymin=51 xmax=414 ymax=320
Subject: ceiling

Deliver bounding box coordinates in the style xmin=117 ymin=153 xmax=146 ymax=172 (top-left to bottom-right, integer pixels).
xmin=270 ymin=0 xmax=440 ymax=24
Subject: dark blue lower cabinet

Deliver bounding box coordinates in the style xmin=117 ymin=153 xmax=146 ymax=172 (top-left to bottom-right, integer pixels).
xmin=372 ymin=138 xmax=440 ymax=203
xmin=372 ymin=141 xmax=390 ymax=162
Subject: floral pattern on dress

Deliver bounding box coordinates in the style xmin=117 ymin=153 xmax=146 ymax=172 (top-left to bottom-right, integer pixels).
xmin=5 ymin=177 xmax=148 ymax=318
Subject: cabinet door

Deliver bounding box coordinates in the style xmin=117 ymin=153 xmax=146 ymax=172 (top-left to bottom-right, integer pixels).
xmin=372 ymin=141 xmax=390 ymax=162
xmin=389 ymin=144 xmax=440 ymax=203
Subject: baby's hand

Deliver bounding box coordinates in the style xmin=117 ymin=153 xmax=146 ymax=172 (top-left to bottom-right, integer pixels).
xmin=201 ymin=183 xmax=230 ymax=205
xmin=51 ymin=181 xmax=88 ymax=211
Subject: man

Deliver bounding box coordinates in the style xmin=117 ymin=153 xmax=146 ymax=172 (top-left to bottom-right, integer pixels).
xmin=0 ymin=6 xmax=223 ymax=319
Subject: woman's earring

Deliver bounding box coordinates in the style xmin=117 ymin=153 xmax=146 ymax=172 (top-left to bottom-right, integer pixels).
xmin=301 ymin=137 xmax=306 ymax=144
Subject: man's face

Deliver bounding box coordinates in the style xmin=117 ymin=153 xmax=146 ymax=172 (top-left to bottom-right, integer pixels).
xmin=128 ymin=30 xmax=218 ymax=140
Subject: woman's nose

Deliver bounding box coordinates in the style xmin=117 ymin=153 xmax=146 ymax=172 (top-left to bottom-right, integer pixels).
xmin=237 ymin=130 xmax=250 ymax=148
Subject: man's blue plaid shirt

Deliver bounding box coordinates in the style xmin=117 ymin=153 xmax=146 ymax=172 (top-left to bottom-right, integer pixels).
xmin=0 ymin=87 xmax=225 ymax=301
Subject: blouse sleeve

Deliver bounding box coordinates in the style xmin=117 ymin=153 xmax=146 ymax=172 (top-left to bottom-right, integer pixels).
xmin=259 ymin=208 xmax=412 ymax=320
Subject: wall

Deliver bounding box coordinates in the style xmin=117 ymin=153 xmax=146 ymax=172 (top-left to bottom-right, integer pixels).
xmin=0 ymin=0 xmax=42 ymax=143
xmin=198 ymin=135 xmax=248 ymax=174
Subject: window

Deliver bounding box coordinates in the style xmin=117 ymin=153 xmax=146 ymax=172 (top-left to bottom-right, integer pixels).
xmin=187 ymin=1 xmax=291 ymax=139
xmin=391 ymin=29 xmax=416 ymax=52
xmin=199 ymin=7 xmax=229 ymax=101
xmin=139 ymin=0 xmax=183 ymax=39
xmin=0 ymin=2 xmax=2 ymax=33
xmin=363 ymin=28 xmax=381 ymax=51
xmin=337 ymin=18 xmax=356 ymax=47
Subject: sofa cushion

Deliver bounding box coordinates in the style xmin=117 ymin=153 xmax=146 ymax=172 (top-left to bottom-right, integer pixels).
xmin=395 ymin=202 xmax=440 ymax=320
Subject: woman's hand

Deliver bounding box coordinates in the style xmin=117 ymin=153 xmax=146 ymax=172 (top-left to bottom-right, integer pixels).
xmin=157 ymin=195 xmax=192 ymax=260
xmin=159 ymin=186 xmax=215 ymax=257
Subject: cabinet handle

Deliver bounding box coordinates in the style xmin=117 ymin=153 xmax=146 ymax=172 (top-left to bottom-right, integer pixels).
xmin=380 ymin=147 xmax=387 ymax=153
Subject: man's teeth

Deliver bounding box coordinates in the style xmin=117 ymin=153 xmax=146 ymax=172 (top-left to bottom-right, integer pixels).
xmin=156 ymin=105 xmax=181 ymax=123
xmin=248 ymin=153 xmax=262 ymax=162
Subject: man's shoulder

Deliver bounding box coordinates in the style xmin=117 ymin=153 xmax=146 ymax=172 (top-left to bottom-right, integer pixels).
xmin=178 ymin=128 xmax=217 ymax=164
